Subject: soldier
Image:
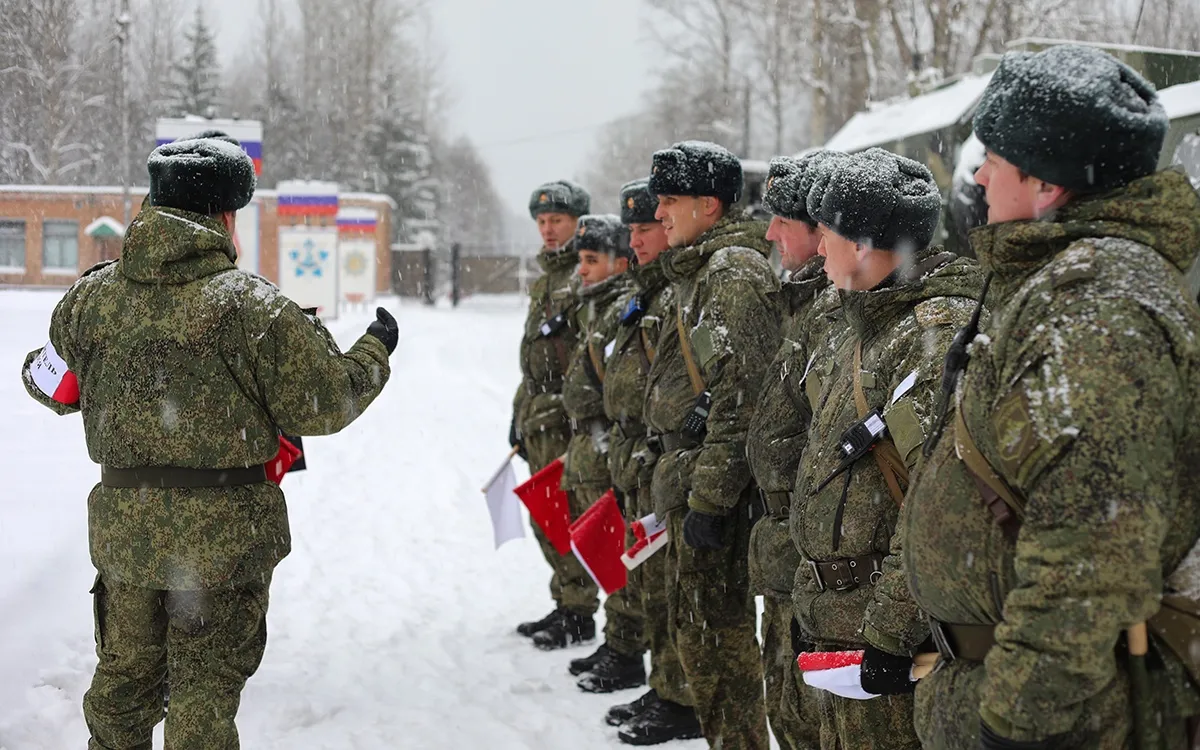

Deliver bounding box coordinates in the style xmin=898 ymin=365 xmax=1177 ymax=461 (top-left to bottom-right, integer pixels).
xmin=789 ymin=148 xmax=983 ymax=750
xmin=642 ymin=140 xmax=777 ymax=749
xmin=597 ymin=178 xmax=702 ymax=744
xmin=20 ymin=137 xmax=396 ymax=749
xmin=511 ymin=180 xmax=601 ymax=643
xmin=746 ymin=151 xmax=843 ymax=750
xmin=548 ymin=213 xmax=639 ymax=655
xmin=902 ymin=44 xmax=1200 ymax=750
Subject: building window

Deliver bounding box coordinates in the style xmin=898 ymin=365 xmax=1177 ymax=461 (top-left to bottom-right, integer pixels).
xmin=42 ymin=220 xmax=78 ymax=271
xmin=0 ymin=220 xmax=24 ymax=269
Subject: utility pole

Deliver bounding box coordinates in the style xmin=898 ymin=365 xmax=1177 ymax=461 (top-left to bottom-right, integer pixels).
xmin=117 ymin=1 xmax=132 ymax=228
xmin=741 ymin=77 xmax=752 ymax=159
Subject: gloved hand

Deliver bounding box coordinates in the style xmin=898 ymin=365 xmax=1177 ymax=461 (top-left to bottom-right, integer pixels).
xmin=980 ymin=723 xmax=1057 ymax=750
xmin=509 ymin=419 xmax=527 ymax=462
xmin=791 ymin=616 xmax=815 ymax=659
xmin=366 ymin=307 xmax=399 ymax=354
xmin=612 ymin=487 xmax=626 ymax=514
xmin=859 ymin=645 xmax=917 ymax=696
xmin=682 ymin=509 xmax=726 ymax=549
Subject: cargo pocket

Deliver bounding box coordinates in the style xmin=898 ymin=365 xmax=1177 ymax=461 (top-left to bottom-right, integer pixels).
xmin=90 ymin=574 xmax=107 ymax=652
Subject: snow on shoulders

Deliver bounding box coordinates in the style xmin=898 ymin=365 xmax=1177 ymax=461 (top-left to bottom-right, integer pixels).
xmin=159 ymin=210 xmax=225 ymax=238
xmin=201 ymin=269 xmax=289 ymax=332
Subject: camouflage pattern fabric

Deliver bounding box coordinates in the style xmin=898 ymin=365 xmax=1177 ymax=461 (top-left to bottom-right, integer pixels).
xmin=602 ymin=259 xmax=691 ymax=704
xmin=21 ymin=206 xmax=391 ymax=589
xmin=646 ymin=210 xmax=779 ymax=748
xmin=788 ymin=244 xmax=983 ymax=748
xmin=762 ymin=596 xmax=821 ymax=750
xmin=604 ymin=522 xmax=647 ymax=658
xmin=904 ymin=169 xmax=1200 ymax=748
xmin=83 ymin=573 xmax=269 ymax=750
xmin=814 ymin=691 xmax=921 ymax=750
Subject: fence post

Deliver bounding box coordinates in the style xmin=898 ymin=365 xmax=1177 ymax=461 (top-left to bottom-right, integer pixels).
xmin=450 ymin=242 xmax=461 ymax=307
xmin=422 ymin=247 xmax=435 ymax=306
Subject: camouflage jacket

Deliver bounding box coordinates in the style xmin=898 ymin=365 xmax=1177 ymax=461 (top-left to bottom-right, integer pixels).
xmin=790 ymin=245 xmax=983 ymax=652
xmin=644 ymin=211 xmax=781 ymax=518
xmin=746 ymin=255 xmax=837 ymax=597
xmin=21 ymin=206 xmax=390 ymax=589
xmin=513 ymin=241 xmax=580 ymax=437
xmin=561 ymin=271 xmax=636 ymax=489
xmin=903 ymin=169 xmax=1200 ymax=743
xmin=603 ymin=260 xmax=675 ymax=510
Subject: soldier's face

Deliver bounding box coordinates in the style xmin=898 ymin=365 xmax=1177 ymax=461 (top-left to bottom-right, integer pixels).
xmin=975 ymin=150 xmax=1071 ymax=224
xmin=766 ymin=216 xmax=821 ymax=272
xmin=577 ymin=250 xmax=628 ymax=286
xmin=816 ymin=224 xmax=866 ymax=290
xmin=537 ymin=212 xmax=577 ymax=250
xmin=655 ymin=195 xmax=720 ymax=248
xmin=628 ymin=222 xmax=669 ymax=266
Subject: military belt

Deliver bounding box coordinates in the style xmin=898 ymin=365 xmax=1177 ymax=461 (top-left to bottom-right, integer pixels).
xmin=570 ymin=416 xmax=609 ymax=434
xmin=758 ymin=489 xmax=793 ymax=519
xmin=929 ymin=618 xmax=996 ymax=662
xmin=649 ymin=431 xmax=701 ymax=454
xmin=101 ymin=464 xmax=268 ymax=489
xmin=807 ymin=552 xmax=884 ymax=593
xmin=525 ymin=378 xmax=564 ymax=396
xmin=616 ymin=419 xmax=646 ymax=441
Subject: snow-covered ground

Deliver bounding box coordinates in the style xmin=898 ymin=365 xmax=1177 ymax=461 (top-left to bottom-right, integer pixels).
xmin=0 ymin=289 xmax=709 ymax=749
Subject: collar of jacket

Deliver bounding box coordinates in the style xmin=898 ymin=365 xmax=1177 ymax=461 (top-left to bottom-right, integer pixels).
xmin=969 ymin=169 xmax=1200 ymax=298
xmin=782 ymin=255 xmax=830 ymax=315
xmin=537 ymin=238 xmax=580 ymax=274
xmin=839 ymin=244 xmax=980 ymax=341
xmin=660 ymin=210 xmax=771 ymax=283
xmin=580 ymin=270 xmax=635 ymax=307
xmin=118 ymin=207 xmax=237 ymax=285
xmin=631 ymin=257 xmax=669 ymax=297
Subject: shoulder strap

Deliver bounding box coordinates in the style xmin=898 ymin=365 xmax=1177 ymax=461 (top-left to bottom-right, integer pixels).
xmin=676 ymin=301 xmax=707 ymax=397
xmin=587 ymin=339 xmax=606 ymax=384
xmin=638 ymin=327 xmax=655 ymax=371
xmin=853 ymin=339 xmax=908 ymax=507
xmin=952 ymin=388 xmax=1026 ymax=524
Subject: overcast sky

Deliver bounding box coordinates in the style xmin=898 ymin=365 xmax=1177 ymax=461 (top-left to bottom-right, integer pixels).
xmin=205 ymin=0 xmax=657 ymax=216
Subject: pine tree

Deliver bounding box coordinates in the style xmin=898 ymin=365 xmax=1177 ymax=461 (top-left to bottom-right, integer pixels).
xmin=170 ymin=4 xmax=221 ymax=117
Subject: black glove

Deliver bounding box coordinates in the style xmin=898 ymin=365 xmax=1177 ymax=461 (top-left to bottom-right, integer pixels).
xmin=859 ymin=644 xmax=916 ymax=696
xmin=612 ymin=488 xmax=626 ymax=514
xmin=980 ymin=722 xmax=1057 ymax=750
xmin=366 ymin=307 xmax=399 ymax=354
xmin=682 ymin=509 xmax=727 ymax=550
xmin=790 ymin=616 xmax=816 ymax=659
xmin=508 ymin=419 xmax=527 ymax=462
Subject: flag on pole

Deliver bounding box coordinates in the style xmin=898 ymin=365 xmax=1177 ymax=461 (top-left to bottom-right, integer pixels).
xmin=621 ymin=512 xmax=669 ymax=570
xmin=513 ymin=458 xmax=571 ymax=555
xmin=481 ymin=451 xmax=525 ymax=549
xmin=569 ymin=490 xmax=628 ymax=594
xmin=266 ymin=435 xmax=304 ymax=485
xmin=28 ymin=340 xmax=79 ymax=405
xmin=797 ymin=650 xmax=874 ymax=700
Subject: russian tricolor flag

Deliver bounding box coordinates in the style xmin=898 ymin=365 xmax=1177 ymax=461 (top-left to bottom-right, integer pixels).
xmin=29 ymin=340 xmax=79 ymax=405
xmin=154 ymin=118 xmax=265 ymax=176
xmin=277 ymin=180 xmax=340 ymax=217
xmin=337 ymin=207 xmax=378 ymax=234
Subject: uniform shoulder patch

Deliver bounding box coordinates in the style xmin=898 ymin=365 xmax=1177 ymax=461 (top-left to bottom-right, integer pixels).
xmin=993 ymin=389 xmax=1037 ymax=477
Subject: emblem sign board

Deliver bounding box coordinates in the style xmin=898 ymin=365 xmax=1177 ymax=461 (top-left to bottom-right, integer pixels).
xmin=278 ymin=226 xmax=339 ymax=320
xmin=337 ymin=207 xmax=378 ymax=306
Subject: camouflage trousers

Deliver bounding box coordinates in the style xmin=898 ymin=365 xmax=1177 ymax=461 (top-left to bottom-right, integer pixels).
xmin=83 ymin=571 xmax=270 ymax=750
xmin=761 ymin=595 xmax=820 ymax=750
xmin=526 ymin=426 xmax=598 ymax=616
xmin=601 ymin=513 xmax=645 ymax=658
xmin=815 ymin=687 xmax=919 ymax=750
xmin=666 ymin=504 xmax=768 ymax=749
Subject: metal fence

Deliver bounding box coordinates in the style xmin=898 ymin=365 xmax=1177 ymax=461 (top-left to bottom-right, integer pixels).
xmin=391 ymin=242 xmax=541 ymax=304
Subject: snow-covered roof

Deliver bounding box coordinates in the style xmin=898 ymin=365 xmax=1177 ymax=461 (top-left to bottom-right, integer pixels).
xmin=1008 ymin=37 xmax=1200 ymax=59
xmin=338 ymin=192 xmax=399 ymax=210
xmin=739 ymin=159 xmax=769 ymax=175
xmin=1160 ymin=80 xmax=1200 ymax=120
xmin=84 ymin=216 xmax=125 ymax=238
xmin=822 ymin=74 xmax=994 ymax=154
xmin=0 ymin=185 xmax=398 ymax=210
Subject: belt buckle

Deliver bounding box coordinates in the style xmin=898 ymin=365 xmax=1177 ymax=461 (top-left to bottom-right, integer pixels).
xmin=808 ymin=560 xmax=825 ymax=593
xmin=929 ymin=619 xmax=956 ymax=662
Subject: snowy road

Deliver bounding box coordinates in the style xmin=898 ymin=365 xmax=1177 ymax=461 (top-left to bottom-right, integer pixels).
xmin=0 ymin=290 xmax=708 ymax=749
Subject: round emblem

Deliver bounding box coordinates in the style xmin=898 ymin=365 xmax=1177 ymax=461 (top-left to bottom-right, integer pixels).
xmin=767 ymin=176 xmax=776 ymax=191
xmin=626 ymin=197 xmax=635 ymax=209
xmin=344 ymin=250 xmax=368 ymax=276
xmin=538 ymin=193 xmax=549 ymax=203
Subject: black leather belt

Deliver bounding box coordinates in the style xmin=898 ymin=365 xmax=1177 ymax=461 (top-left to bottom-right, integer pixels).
xmin=807 ymin=552 xmax=885 ymax=592
xmin=570 ymin=416 xmax=610 ymax=433
xmin=648 ymin=431 xmax=701 ymax=453
xmin=101 ymin=464 xmax=268 ymax=489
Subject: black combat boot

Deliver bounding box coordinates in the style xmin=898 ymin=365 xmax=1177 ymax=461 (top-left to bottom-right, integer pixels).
xmin=531 ymin=609 xmax=595 ymax=650
xmin=576 ymin=648 xmax=646 ymax=693
xmin=605 ymin=689 xmax=658 ymax=726
xmin=618 ymin=699 xmax=703 ymax=745
xmin=569 ymin=643 xmax=612 ymax=676
xmin=516 ymin=607 xmax=562 ymax=638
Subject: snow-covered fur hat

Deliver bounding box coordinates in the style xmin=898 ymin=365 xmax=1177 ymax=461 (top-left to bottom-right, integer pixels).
xmin=649 ymin=140 xmax=743 ymax=206
xmin=763 ymin=149 xmax=844 ymax=225
xmin=808 ymin=148 xmax=941 ymax=253
xmin=974 ymin=44 xmax=1167 ymax=193
xmin=529 ymin=180 xmax=591 ymax=219
xmin=575 ymin=214 xmax=632 ymax=259
xmin=619 ymin=178 xmax=657 ymax=225
xmin=148 ymin=138 xmax=256 ymax=215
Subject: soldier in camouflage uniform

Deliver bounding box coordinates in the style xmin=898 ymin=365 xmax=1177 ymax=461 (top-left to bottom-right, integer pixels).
xmin=902 ymin=45 xmax=1200 ymax=750
xmin=21 ymin=137 xmax=395 ymax=750
xmin=544 ymin=213 xmax=639 ymax=656
xmin=511 ymin=180 xmax=601 ymax=641
xmin=746 ymin=152 xmax=844 ymax=750
xmin=640 ymin=140 xmax=777 ymax=749
xmin=788 ymin=148 xmax=983 ymax=750
xmin=599 ymin=179 xmax=702 ymax=744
